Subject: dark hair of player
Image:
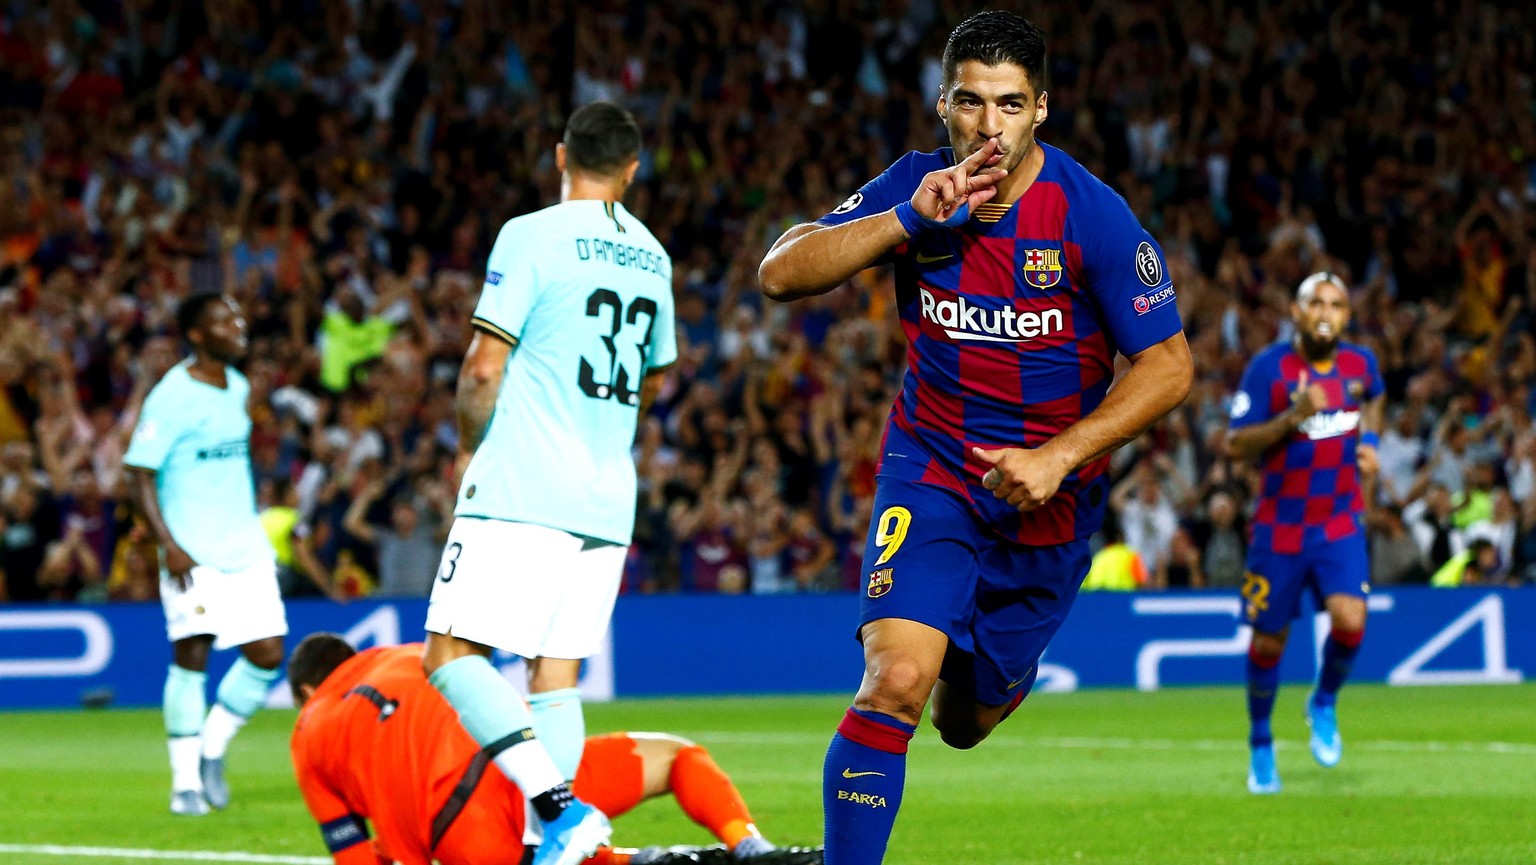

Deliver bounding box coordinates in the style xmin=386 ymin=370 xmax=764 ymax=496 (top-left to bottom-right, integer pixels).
xmin=287 ymin=632 xmax=358 ymax=703
xmin=176 ymin=293 xmax=226 ymax=341
xmin=563 ymin=101 xmax=642 ymax=177
xmin=941 ymin=11 xmax=1048 ymax=93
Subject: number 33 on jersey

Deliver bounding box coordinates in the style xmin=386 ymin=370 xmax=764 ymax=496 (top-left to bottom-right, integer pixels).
xmin=461 ymin=199 xmax=677 ymax=547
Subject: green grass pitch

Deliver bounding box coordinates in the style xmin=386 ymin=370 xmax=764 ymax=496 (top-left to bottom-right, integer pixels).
xmin=2 ymin=684 xmax=1534 ymax=864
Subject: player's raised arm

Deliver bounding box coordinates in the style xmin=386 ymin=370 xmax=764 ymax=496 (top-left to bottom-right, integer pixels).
xmin=759 ymin=140 xmax=1006 ymax=302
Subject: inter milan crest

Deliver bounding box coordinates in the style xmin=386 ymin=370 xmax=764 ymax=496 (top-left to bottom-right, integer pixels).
xmin=1022 ymin=248 xmax=1063 ymax=289
xmin=867 ymin=568 xmax=894 ymax=599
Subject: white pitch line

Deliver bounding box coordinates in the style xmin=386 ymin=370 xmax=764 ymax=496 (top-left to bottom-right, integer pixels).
xmin=0 ymin=845 xmax=329 ymax=864
xmin=690 ymin=731 xmax=1536 ymax=755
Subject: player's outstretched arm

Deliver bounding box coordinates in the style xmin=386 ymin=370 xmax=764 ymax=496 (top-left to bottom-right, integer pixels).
xmin=760 ymin=140 xmax=1006 ymax=302
xmin=978 ymin=333 xmax=1194 ymax=511
xmin=124 ymin=466 xmax=197 ymax=587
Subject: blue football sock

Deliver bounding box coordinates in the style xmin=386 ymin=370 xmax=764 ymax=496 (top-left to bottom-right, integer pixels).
xmin=429 ymin=655 xmax=567 ymax=802
xmin=529 ymin=688 xmax=585 ymax=781
xmin=1246 ymin=649 xmax=1281 ymax=747
xmin=823 ymin=708 xmax=914 ymax=865
xmin=1314 ymin=629 xmax=1363 ymax=708
xmin=163 ymin=664 xmax=207 ymax=737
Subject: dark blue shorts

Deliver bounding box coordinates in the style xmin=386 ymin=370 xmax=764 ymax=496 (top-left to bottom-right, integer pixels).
xmin=1242 ymin=533 xmax=1370 ymax=634
xmin=858 ymin=476 xmax=1092 ymax=706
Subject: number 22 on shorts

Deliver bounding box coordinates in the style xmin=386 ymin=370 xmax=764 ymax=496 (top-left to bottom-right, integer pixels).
xmin=873 ymin=507 xmax=912 ymax=566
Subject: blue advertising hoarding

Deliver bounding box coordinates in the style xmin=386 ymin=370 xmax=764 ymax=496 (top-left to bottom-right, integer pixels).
xmin=0 ymin=587 xmax=1530 ymax=710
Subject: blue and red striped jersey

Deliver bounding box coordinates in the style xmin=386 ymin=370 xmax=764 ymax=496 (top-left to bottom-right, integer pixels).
xmin=1228 ymin=341 xmax=1384 ymax=554
xmin=817 ymin=144 xmax=1184 ymax=546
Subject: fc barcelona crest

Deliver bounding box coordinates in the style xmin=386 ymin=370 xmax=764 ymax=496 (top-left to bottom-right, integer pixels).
xmin=867 ymin=568 xmax=894 ymax=599
xmin=1347 ymin=379 xmax=1365 ymax=400
xmin=1022 ymin=248 xmax=1063 ymax=289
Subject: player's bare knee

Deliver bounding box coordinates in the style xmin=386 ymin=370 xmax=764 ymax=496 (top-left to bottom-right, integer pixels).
xmin=858 ymin=655 xmax=933 ymax=717
xmin=1249 ymin=630 xmax=1287 ymax=660
xmin=173 ymin=635 xmax=212 ymax=671
xmin=243 ymin=637 xmax=284 ymax=670
xmin=1329 ymin=601 xmax=1368 ymax=634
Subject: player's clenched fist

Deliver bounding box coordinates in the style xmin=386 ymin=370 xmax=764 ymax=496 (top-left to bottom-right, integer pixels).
xmin=972 ymin=446 xmax=1069 ymax=512
xmin=901 ymin=138 xmax=1008 ymax=231
xmin=1289 ymin=371 xmax=1329 ymax=420
xmin=1355 ymin=441 xmax=1379 ymax=477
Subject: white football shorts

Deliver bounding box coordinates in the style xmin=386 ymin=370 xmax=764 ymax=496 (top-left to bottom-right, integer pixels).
xmin=160 ymin=559 xmax=288 ymax=650
xmin=424 ymin=516 xmax=625 ymax=659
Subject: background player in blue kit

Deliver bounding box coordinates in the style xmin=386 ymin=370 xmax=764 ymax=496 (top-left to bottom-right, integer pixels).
xmin=419 ymin=102 xmax=679 ymax=865
xmin=1227 ymin=272 xmax=1385 ymax=793
xmin=124 ymin=294 xmax=290 ymax=815
xmin=759 ymin=12 xmax=1193 ymax=864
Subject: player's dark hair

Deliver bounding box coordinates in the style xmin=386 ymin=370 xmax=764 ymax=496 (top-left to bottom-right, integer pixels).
xmin=942 ymin=11 xmax=1048 ymax=94
xmin=287 ymin=632 xmax=357 ymax=703
xmin=176 ymin=293 xmax=226 ymax=341
xmin=563 ymin=101 xmax=642 ymax=177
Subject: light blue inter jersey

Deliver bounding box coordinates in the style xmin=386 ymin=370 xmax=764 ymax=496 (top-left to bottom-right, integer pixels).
xmin=123 ymin=361 xmax=273 ymax=572
xmin=462 ymin=200 xmax=677 ymax=545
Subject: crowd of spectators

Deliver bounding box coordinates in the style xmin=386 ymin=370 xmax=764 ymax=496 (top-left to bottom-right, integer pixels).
xmin=1 ymin=0 xmax=1533 ymax=604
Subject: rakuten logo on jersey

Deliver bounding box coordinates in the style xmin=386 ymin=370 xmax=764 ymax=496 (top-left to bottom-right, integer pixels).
xmin=919 ymin=288 xmax=1064 ymax=343
xmin=1298 ymin=409 xmax=1361 ymax=440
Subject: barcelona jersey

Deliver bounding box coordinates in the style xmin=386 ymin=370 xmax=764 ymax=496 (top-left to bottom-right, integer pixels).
xmin=818 ymin=143 xmax=1184 ymax=545
xmin=1228 ymin=341 xmax=1384 ymax=554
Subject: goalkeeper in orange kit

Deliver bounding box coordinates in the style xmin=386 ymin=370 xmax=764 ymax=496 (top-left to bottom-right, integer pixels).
xmin=288 ymin=634 xmax=820 ymax=865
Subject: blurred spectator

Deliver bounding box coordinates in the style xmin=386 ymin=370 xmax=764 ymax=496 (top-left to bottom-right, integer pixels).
xmin=1 ymin=483 xmax=58 ymax=601
xmin=259 ymin=478 xmax=337 ymax=600
xmin=1110 ymin=459 xmax=1185 ymax=586
xmin=1185 ymin=491 xmax=1246 ymax=589
xmin=1404 ymin=485 xmax=1462 ymax=574
xmin=1082 ymin=515 xmax=1148 ymax=592
xmin=341 ymin=476 xmax=454 ymax=598
xmin=1367 ymin=506 xmax=1430 ymax=586
xmin=1431 ymin=538 xmax=1502 ymax=588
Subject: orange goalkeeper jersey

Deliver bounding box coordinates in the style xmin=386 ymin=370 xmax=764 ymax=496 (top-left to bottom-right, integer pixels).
xmin=292 ymin=645 xmax=650 ymax=865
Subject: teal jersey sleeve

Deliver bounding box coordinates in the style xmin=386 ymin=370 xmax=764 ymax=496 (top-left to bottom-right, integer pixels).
xmin=473 ymin=220 xmax=542 ymax=345
xmin=123 ymin=382 xmax=182 ymax=472
xmin=648 ymin=289 xmax=679 ymax=371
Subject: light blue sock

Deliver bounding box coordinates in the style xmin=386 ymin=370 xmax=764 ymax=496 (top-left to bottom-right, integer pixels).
xmin=529 ymin=688 xmax=585 ymax=781
xmin=215 ymin=657 xmax=282 ymax=718
xmin=163 ymin=665 xmax=207 ymax=737
xmin=429 ymin=655 xmax=567 ymax=801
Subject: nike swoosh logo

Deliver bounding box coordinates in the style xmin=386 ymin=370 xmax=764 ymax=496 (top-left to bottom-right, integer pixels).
xmin=842 ymin=769 xmax=886 ymax=779
xmin=914 ymin=252 xmax=953 ymax=264
xmin=1006 ymin=678 xmax=1027 ymax=690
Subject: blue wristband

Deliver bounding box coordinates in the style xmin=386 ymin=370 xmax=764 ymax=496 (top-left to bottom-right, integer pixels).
xmin=1360 ymin=431 xmax=1379 ymax=449
xmin=894 ymin=199 xmax=971 ymax=237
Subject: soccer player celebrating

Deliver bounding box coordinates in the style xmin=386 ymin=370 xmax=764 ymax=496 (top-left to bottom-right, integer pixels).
xmin=421 ymin=101 xmax=677 ymax=865
xmin=124 ymin=294 xmax=291 ymax=815
xmin=1226 ymin=272 xmax=1384 ymax=793
xmin=289 ymin=635 xmax=821 ymax=865
xmin=758 ymin=12 xmax=1192 ymax=864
